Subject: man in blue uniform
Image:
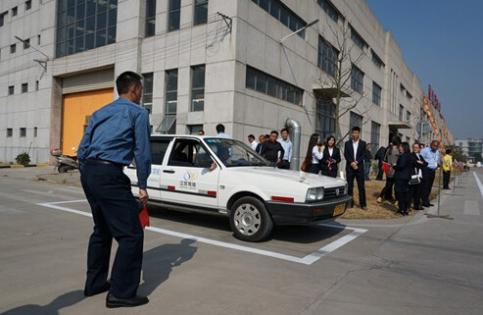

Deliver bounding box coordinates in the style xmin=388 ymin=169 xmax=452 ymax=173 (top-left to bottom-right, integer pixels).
xmin=77 ymin=71 xmax=151 ymax=308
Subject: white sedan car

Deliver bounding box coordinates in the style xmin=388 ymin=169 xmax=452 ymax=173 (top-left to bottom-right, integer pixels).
xmin=125 ymin=135 xmax=351 ymax=242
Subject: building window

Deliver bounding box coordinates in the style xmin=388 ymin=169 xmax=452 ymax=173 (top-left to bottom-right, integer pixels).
xmin=168 ymin=0 xmax=181 ymax=31
xmin=37 ymin=34 xmax=41 ymax=45
xmin=318 ymin=36 xmax=338 ymax=77
xmin=351 ymin=65 xmax=364 ymax=93
xmin=372 ymin=81 xmax=381 ymax=106
xmin=316 ymin=98 xmax=336 ymax=141
xmin=350 ymin=25 xmax=368 ymax=50
xmin=12 ymin=7 xmax=18 ymax=17
xmin=56 ymin=0 xmax=118 ymax=58
xmin=406 ymin=110 xmax=411 ymax=122
xmin=0 ymin=11 xmax=7 ymax=27
xmin=191 ymin=65 xmax=205 ymax=112
xmin=23 ymin=38 xmax=30 ymax=49
xmin=371 ymin=121 xmax=380 ymax=150
xmin=34 ymin=127 xmax=38 ymax=137
xmin=399 ymin=104 xmax=404 ymax=121
xmin=145 ymin=0 xmax=156 ymax=37
xmin=10 ymin=44 xmax=16 ymax=54
xmin=26 ymin=1 xmax=32 ymax=10
xmin=142 ymin=73 xmax=153 ymax=113
xmin=193 ymin=0 xmax=208 ymax=25
xmin=21 ymin=83 xmax=28 ymax=93
xmin=371 ymin=50 xmax=384 ymax=68
xmin=187 ymin=124 xmax=204 ymax=135
xmin=349 ymin=111 xmax=363 ymax=132
xmin=7 ymin=128 xmax=13 ymax=138
xmin=318 ymin=0 xmax=340 ymax=22
xmin=8 ymin=85 xmax=14 ymax=95
xmin=165 ymin=69 xmax=178 ymax=115
xmin=20 ymin=128 xmax=27 ymax=137
xmin=35 ymin=80 xmax=39 ymax=91
xmin=251 ymin=0 xmax=307 ymax=39
xmin=246 ymin=65 xmax=303 ymax=106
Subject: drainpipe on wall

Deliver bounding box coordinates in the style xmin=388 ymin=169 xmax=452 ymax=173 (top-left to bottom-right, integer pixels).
xmin=286 ymin=118 xmax=301 ymax=171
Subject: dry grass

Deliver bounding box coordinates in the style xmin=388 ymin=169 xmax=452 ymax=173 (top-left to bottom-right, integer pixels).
xmin=342 ymin=173 xmax=444 ymax=220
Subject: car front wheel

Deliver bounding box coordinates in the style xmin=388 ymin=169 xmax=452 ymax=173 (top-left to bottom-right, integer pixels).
xmin=229 ymin=196 xmax=273 ymax=242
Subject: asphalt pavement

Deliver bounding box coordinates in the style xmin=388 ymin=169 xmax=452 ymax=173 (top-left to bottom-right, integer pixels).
xmin=1 ymin=168 xmax=482 ymax=315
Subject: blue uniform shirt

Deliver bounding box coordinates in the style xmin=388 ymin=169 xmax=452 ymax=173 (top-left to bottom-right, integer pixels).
xmin=420 ymin=147 xmax=440 ymax=170
xmin=77 ymin=97 xmax=152 ymax=189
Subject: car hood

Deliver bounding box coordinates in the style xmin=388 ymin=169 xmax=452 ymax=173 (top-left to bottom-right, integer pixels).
xmin=226 ymin=167 xmax=346 ymax=188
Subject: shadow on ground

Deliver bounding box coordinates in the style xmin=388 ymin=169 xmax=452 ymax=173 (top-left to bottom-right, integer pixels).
xmin=0 ymin=239 xmax=197 ymax=315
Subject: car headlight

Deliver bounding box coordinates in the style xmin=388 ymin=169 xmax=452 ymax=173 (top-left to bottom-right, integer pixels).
xmin=306 ymin=187 xmax=324 ymax=201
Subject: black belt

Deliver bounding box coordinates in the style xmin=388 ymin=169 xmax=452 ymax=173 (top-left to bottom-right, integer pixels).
xmin=85 ymin=159 xmax=125 ymax=168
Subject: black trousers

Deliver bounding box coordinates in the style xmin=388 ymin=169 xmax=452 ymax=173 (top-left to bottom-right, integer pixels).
xmin=80 ymin=162 xmax=144 ymax=299
xmin=443 ymin=171 xmax=451 ymax=189
xmin=346 ymin=168 xmax=366 ymax=207
xmin=395 ymin=180 xmax=410 ymax=213
xmin=278 ymin=160 xmax=290 ymax=169
xmin=322 ymin=167 xmax=338 ymax=178
xmin=376 ymin=161 xmax=384 ymax=180
xmin=308 ymin=163 xmax=320 ymax=174
xmin=379 ymin=177 xmax=395 ymax=200
xmin=410 ymin=183 xmax=423 ymax=209
xmin=422 ymin=168 xmax=436 ymax=206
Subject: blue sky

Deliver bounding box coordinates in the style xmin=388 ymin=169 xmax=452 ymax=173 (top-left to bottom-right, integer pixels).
xmin=366 ymin=0 xmax=483 ymax=139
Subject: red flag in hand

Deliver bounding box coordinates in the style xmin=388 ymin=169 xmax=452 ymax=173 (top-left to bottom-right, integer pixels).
xmin=139 ymin=206 xmax=150 ymax=229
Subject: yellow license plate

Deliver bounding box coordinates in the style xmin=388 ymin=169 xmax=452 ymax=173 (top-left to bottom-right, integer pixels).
xmin=333 ymin=203 xmax=346 ymax=217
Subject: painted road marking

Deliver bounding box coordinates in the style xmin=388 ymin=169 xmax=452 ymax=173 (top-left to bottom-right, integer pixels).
xmin=37 ymin=200 xmax=367 ymax=266
xmin=473 ymin=172 xmax=483 ymax=199
xmin=464 ymin=200 xmax=480 ymax=216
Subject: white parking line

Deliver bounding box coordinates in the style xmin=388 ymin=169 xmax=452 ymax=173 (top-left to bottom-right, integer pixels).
xmin=473 ymin=172 xmax=483 ymax=199
xmin=37 ymin=200 xmax=367 ymax=266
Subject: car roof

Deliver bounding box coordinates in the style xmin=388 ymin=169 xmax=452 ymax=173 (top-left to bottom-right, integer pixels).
xmin=150 ymin=133 xmax=231 ymax=140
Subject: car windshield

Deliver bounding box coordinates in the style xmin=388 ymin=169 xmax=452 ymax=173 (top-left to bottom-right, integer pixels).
xmin=204 ymin=138 xmax=270 ymax=167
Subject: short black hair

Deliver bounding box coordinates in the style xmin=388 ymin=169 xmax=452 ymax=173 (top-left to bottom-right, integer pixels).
xmin=116 ymin=71 xmax=142 ymax=94
xmin=446 ymin=148 xmax=452 ymax=154
xmin=351 ymin=126 xmax=361 ymax=133
xmin=391 ymin=135 xmax=402 ymax=146
xmin=281 ymin=128 xmax=289 ymax=134
xmin=216 ymin=124 xmax=225 ymax=133
xmin=248 ymin=134 xmax=255 ymax=140
xmin=270 ymin=130 xmax=279 ymax=136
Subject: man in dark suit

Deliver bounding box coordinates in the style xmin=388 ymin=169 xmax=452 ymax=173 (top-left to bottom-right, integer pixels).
xmin=410 ymin=142 xmax=427 ymax=210
xmin=344 ymin=127 xmax=367 ymax=209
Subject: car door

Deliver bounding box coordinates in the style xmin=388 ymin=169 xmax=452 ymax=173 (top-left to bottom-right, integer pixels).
xmin=161 ymin=138 xmax=220 ymax=211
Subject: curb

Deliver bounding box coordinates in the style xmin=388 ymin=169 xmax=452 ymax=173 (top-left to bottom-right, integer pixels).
xmin=0 ymin=163 xmax=49 ymax=169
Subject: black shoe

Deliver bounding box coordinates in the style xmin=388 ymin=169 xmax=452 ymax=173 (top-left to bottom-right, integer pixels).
xmin=106 ymin=293 xmax=149 ymax=308
xmin=414 ymin=207 xmax=424 ymax=211
xmin=360 ymin=206 xmax=368 ymax=210
xmin=84 ymin=282 xmax=110 ymax=297
xmin=422 ymin=204 xmax=430 ymax=208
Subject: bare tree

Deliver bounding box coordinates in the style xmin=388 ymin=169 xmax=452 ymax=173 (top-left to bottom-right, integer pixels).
xmin=316 ymin=21 xmax=371 ymax=145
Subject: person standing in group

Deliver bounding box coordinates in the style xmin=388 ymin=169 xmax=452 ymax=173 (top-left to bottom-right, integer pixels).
xmin=363 ymin=143 xmax=373 ymax=181
xmin=321 ymin=135 xmax=341 ymax=178
xmin=216 ymin=123 xmax=231 ymax=138
xmin=261 ymin=130 xmax=285 ymax=167
xmin=344 ymin=127 xmax=367 ymax=209
xmin=247 ymin=134 xmax=258 ymax=151
xmin=411 ymin=142 xmax=427 ymax=210
xmin=442 ymin=148 xmax=453 ymax=190
xmin=77 ymin=72 xmax=151 ymax=308
xmin=278 ymin=128 xmax=292 ymax=169
xmin=420 ymin=140 xmax=441 ymax=207
xmin=377 ymin=136 xmax=401 ymax=204
xmin=302 ymin=133 xmax=324 ymax=174
xmin=394 ymin=142 xmax=413 ymax=216
xmin=374 ymin=145 xmax=387 ymax=180
xmin=256 ymin=134 xmax=266 ymax=154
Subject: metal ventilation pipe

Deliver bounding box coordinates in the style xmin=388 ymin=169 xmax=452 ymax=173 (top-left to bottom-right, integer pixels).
xmin=285 ymin=118 xmax=301 ymax=171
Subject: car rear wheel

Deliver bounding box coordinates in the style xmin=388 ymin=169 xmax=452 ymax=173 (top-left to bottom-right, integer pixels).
xmin=229 ymin=196 xmax=273 ymax=242
xmin=58 ymin=164 xmax=70 ymax=173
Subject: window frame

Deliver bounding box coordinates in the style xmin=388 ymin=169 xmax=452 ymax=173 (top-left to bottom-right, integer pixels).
xmin=316 ymin=98 xmax=336 ymax=141
xmin=7 ymin=128 xmax=13 ymax=138
xmin=349 ymin=111 xmax=363 ymax=132
xmin=193 ymin=0 xmax=208 ymax=26
xmin=372 ymin=81 xmax=381 ymax=106
xmin=165 ymin=69 xmax=178 ymax=115
xmin=142 ymin=72 xmax=153 ymax=114
xmin=25 ymin=0 xmax=32 ymax=11
xmin=318 ymin=36 xmax=339 ymax=78
xmin=191 ymin=65 xmax=206 ymax=112
xmin=19 ymin=127 xmax=27 ymax=138
xmin=145 ymin=0 xmax=156 ymax=37
xmin=350 ymin=25 xmax=368 ymax=50
xmin=167 ymin=0 xmax=181 ymax=31
xmin=21 ymin=83 xmax=28 ymax=93
xmin=8 ymin=85 xmax=15 ymax=95
xmin=351 ymin=64 xmax=364 ymax=94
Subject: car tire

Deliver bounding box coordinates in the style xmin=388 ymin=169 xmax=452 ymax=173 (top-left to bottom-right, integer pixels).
xmin=58 ymin=165 xmax=70 ymax=173
xmin=229 ymin=196 xmax=273 ymax=242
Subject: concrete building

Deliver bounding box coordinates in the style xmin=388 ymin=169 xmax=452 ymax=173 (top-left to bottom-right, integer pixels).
xmin=455 ymin=138 xmax=483 ymax=163
xmin=1 ymin=0 xmax=437 ymax=165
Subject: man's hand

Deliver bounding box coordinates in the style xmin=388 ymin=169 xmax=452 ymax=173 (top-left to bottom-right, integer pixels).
xmin=139 ymin=188 xmax=149 ymax=207
xmin=351 ymin=161 xmax=358 ymax=170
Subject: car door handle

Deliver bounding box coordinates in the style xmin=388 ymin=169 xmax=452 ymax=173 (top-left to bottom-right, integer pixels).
xmin=163 ymin=169 xmax=175 ymax=174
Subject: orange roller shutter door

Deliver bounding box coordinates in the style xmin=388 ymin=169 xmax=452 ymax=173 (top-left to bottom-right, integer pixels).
xmin=61 ymin=88 xmax=114 ymax=156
